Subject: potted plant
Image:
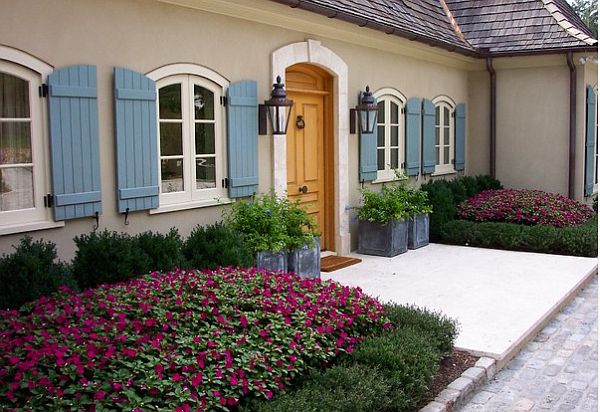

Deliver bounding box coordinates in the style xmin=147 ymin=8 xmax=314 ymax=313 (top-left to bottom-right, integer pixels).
xmin=406 ymin=188 xmax=433 ymax=249
xmin=225 ymin=192 xmax=320 ymax=277
xmin=356 ymin=184 xmax=411 ymax=257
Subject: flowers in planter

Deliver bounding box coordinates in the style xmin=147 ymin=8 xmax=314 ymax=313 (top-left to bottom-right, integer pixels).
xmin=457 ymin=189 xmax=594 ymax=228
xmin=0 ymin=267 xmax=387 ymax=411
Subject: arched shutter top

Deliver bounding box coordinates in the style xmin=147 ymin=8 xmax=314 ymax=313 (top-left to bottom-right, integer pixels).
xmin=114 ymin=67 xmax=159 ymax=213
xmin=584 ymin=85 xmax=596 ymax=196
xmin=422 ymin=99 xmax=436 ymax=175
xmin=454 ymin=103 xmax=466 ymax=171
xmin=405 ymin=97 xmax=421 ymax=176
xmin=359 ymin=92 xmax=378 ymax=182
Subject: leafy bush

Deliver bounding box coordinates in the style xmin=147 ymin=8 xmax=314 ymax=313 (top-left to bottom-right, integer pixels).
xmin=136 ymin=228 xmax=185 ymax=272
xmin=0 ymin=237 xmax=75 ymax=309
xmin=0 ymin=268 xmax=387 ymax=411
xmin=183 ymin=222 xmax=254 ymax=269
xmin=458 ymin=189 xmax=594 ymax=227
xmin=440 ymin=216 xmax=598 ymax=257
xmin=225 ymin=192 xmax=318 ymax=253
xmin=384 ymin=303 xmax=458 ymax=356
xmin=357 ymin=183 xmax=432 ymax=223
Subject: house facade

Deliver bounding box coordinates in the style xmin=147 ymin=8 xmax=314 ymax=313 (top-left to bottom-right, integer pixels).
xmin=0 ymin=0 xmax=597 ymax=260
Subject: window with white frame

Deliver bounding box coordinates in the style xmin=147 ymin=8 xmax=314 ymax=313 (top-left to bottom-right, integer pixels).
xmin=374 ymin=89 xmax=405 ymax=180
xmin=154 ymin=68 xmax=228 ymax=206
xmin=433 ymin=97 xmax=455 ymax=174
xmin=0 ymin=61 xmax=48 ymax=227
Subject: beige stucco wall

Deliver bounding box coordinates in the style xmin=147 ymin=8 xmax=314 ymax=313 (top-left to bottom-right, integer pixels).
xmin=467 ymin=70 xmax=491 ymax=176
xmin=0 ymin=0 xmax=474 ymax=260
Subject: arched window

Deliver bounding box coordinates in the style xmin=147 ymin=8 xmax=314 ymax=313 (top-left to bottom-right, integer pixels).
xmin=148 ymin=65 xmax=229 ymax=206
xmin=433 ymin=96 xmax=455 ymax=174
xmin=374 ymin=88 xmax=406 ymax=181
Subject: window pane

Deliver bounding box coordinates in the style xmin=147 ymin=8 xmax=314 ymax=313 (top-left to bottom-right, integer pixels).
xmin=196 ymin=157 xmax=216 ymax=189
xmin=444 ymin=146 xmax=450 ymax=164
xmin=0 ymin=122 xmax=31 ymax=164
xmin=0 ymin=73 xmax=30 ymax=118
xmin=444 ymin=107 xmax=450 ymax=126
xmin=159 ymin=84 xmax=181 ymax=119
xmin=377 ymin=148 xmax=385 ymax=171
xmin=0 ymin=167 xmax=33 ymax=211
xmin=435 ymin=106 xmax=440 ymax=126
xmin=391 ymin=126 xmax=398 ymax=147
xmin=159 ymin=123 xmax=183 ymax=156
xmin=390 ymin=102 xmax=398 ymax=124
xmin=161 ymin=159 xmax=184 ymax=193
xmin=435 ymin=127 xmax=440 ymax=146
xmin=444 ymin=127 xmax=450 ymax=145
xmin=195 ymin=123 xmax=215 ymax=155
xmin=194 ymin=85 xmax=214 ymax=120
xmin=377 ymin=126 xmax=385 ymax=147
xmin=390 ymin=148 xmax=398 ymax=169
xmin=377 ymin=101 xmax=385 ymax=124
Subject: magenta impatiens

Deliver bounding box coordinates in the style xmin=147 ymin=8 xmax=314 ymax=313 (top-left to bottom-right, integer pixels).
xmin=457 ymin=189 xmax=594 ymax=228
xmin=0 ymin=267 xmax=387 ymax=411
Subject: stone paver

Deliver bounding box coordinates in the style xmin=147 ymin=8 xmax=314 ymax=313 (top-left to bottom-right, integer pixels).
xmin=457 ymin=277 xmax=597 ymax=412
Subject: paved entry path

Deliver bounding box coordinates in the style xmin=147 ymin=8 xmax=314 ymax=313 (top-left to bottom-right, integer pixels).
xmin=457 ymin=276 xmax=598 ymax=412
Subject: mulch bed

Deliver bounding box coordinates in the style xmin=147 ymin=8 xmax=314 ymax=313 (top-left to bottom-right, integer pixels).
xmin=417 ymin=350 xmax=479 ymax=409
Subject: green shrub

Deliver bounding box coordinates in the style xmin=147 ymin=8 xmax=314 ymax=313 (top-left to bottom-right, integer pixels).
xmin=0 ymin=237 xmax=75 ymax=309
xmin=384 ymin=303 xmax=459 ymax=356
xmin=183 ymin=222 xmax=254 ymax=269
xmin=246 ymin=364 xmax=393 ymax=412
xmin=350 ymin=330 xmax=440 ymax=412
xmin=72 ymin=230 xmax=151 ymax=289
xmin=475 ymin=174 xmax=503 ymax=191
xmin=440 ymin=216 xmax=597 ymax=257
xmin=136 ymin=228 xmax=185 ymax=272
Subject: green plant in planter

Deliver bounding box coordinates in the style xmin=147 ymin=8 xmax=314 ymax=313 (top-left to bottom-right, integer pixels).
xmin=357 ymin=185 xmax=412 ymax=223
xmin=406 ymin=188 xmax=433 ymax=217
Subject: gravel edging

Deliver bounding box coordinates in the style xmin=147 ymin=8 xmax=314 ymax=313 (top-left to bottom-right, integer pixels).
xmin=419 ymin=356 xmax=497 ymax=412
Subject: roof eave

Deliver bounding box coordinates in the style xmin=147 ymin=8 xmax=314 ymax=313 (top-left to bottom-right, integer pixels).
xmin=485 ymin=45 xmax=598 ymax=58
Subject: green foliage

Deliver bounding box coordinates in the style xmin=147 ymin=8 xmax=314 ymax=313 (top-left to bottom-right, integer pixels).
xmin=440 ymin=216 xmax=598 ymax=257
xmin=183 ymin=222 xmax=254 ymax=269
xmin=570 ymin=0 xmax=598 ymax=37
xmin=384 ymin=303 xmax=459 ymax=356
xmin=357 ymin=183 xmax=432 ymax=223
xmin=0 ymin=237 xmax=76 ymax=309
xmin=72 ymin=230 xmax=152 ymax=289
xmin=136 ymin=228 xmax=185 ymax=272
xmin=225 ymin=192 xmax=318 ymax=253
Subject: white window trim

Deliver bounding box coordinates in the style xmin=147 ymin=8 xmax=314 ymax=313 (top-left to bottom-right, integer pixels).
xmin=147 ymin=64 xmax=230 ymax=210
xmin=373 ymin=88 xmax=406 ymax=182
xmin=0 ymin=53 xmax=55 ymax=230
xmin=432 ymin=95 xmax=456 ymax=175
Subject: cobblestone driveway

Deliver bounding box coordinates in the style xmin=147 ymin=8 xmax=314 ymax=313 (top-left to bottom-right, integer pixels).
xmin=458 ymin=276 xmax=598 ymax=412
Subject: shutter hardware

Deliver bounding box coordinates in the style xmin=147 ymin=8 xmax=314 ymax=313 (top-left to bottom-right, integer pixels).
xmin=220 ymin=96 xmax=228 ymax=106
xmin=39 ymin=84 xmax=48 ymax=98
xmin=222 ymin=178 xmax=229 ymax=189
xmin=43 ymin=194 xmax=54 ymax=208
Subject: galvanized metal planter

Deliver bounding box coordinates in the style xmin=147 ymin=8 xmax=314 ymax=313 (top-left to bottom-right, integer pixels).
xmin=256 ymin=250 xmax=288 ymax=272
xmin=408 ymin=214 xmax=430 ymax=250
xmin=357 ymin=219 xmax=408 ymax=257
xmin=288 ymin=236 xmax=321 ymax=279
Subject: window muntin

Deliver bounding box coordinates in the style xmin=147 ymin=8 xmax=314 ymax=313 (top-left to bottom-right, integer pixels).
xmin=0 ymin=64 xmax=47 ymax=225
xmin=374 ymin=93 xmax=404 ymax=180
xmin=434 ymin=99 xmax=455 ymax=174
xmin=157 ymin=75 xmax=226 ymax=205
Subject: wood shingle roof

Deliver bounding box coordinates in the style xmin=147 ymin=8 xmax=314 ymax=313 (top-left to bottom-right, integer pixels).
xmin=270 ymin=0 xmax=597 ymax=56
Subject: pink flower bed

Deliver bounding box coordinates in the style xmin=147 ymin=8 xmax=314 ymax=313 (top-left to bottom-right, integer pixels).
xmin=0 ymin=267 xmax=387 ymax=411
xmin=457 ymin=189 xmax=594 ymax=228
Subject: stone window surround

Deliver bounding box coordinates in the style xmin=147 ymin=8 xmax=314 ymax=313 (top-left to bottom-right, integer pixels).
xmin=271 ymin=40 xmax=350 ymax=255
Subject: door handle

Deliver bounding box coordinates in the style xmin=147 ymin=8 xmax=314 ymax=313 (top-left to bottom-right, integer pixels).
xmin=299 ymin=185 xmax=308 ymax=194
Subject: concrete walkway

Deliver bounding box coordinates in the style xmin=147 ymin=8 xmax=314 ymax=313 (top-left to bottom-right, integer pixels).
xmin=322 ymin=244 xmax=597 ymax=366
xmin=457 ymin=276 xmax=598 ymax=412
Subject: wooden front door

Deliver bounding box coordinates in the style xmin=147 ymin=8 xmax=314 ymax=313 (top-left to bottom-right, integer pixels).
xmin=286 ymin=64 xmax=333 ymax=250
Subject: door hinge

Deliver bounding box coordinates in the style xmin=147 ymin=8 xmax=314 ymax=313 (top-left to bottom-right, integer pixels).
xmin=222 ymin=178 xmax=229 ymax=188
xmin=39 ymin=84 xmax=48 ymax=98
xmin=220 ymin=96 xmax=228 ymax=106
xmin=43 ymin=194 xmax=54 ymax=208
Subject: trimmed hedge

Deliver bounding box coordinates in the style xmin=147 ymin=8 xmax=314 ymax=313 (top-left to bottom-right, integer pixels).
xmin=0 ymin=237 xmax=76 ymax=309
xmin=440 ymin=216 xmax=598 ymax=257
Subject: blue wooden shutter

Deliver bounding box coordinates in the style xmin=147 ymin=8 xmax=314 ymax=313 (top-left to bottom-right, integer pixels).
xmin=454 ymin=103 xmax=466 ymax=171
xmin=405 ymin=97 xmax=422 ymax=176
xmin=359 ymin=93 xmax=377 ymax=182
xmin=585 ymin=85 xmax=596 ymax=196
xmin=114 ymin=67 xmax=159 ymax=213
xmin=422 ymin=99 xmax=436 ymax=175
xmin=227 ymin=80 xmax=258 ymax=198
xmin=48 ymin=65 xmax=101 ymax=221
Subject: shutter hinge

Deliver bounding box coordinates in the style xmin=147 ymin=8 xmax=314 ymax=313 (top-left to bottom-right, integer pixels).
xmin=39 ymin=84 xmax=48 ymax=98
xmin=43 ymin=194 xmax=54 ymax=208
xmin=222 ymin=178 xmax=229 ymax=188
xmin=401 ymin=108 xmax=405 ymax=114
xmin=452 ymin=111 xmax=456 ymax=118
xmin=220 ymin=96 xmax=228 ymax=106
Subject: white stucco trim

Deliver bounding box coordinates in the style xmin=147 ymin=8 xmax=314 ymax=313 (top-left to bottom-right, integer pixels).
xmin=146 ymin=63 xmax=230 ymax=87
xmin=271 ymin=40 xmax=350 ymax=255
xmin=0 ymin=45 xmax=53 ymax=77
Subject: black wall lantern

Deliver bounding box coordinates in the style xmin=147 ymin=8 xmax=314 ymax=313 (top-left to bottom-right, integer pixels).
xmin=259 ymin=75 xmax=293 ymax=135
xmin=356 ymin=85 xmax=378 ymax=134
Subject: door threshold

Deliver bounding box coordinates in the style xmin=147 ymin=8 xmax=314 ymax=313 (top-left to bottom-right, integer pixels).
xmin=320 ymin=250 xmax=337 ymax=258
